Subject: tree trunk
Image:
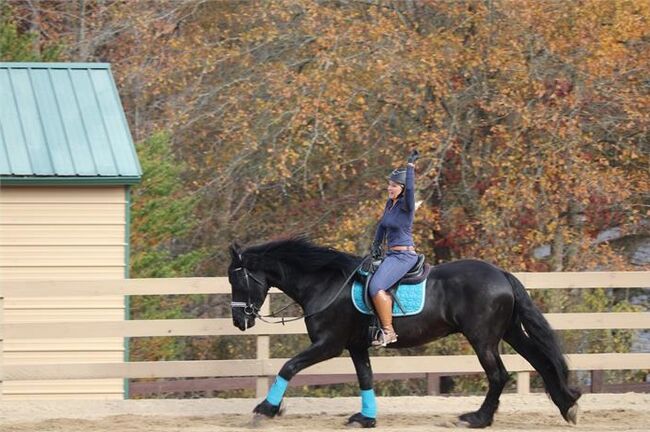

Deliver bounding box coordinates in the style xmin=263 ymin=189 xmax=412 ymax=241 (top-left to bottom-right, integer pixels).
xmin=28 ymin=0 xmax=41 ymax=57
xmin=552 ymin=223 xmax=564 ymax=272
xmin=77 ymin=0 xmax=88 ymax=60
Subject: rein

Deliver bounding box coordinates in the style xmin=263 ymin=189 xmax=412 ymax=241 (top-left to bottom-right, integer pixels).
xmin=231 ymin=255 xmax=371 ymax=325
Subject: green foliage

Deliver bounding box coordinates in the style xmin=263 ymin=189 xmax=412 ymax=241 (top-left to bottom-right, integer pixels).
xmin=0 ymin=3 xmax=61 ymax=61
xmin=131 ymin=249 xmax=207 ymax=279
xmin=130 ymin=131 xmax=203 ymax=278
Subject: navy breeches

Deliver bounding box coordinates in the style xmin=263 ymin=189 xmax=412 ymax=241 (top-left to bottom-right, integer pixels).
xmin=368 ymin=250 xmax=418 ymax=297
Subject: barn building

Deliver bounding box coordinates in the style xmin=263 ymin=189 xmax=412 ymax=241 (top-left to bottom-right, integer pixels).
xmin=0 ymin=62 xmax=141 ymax=399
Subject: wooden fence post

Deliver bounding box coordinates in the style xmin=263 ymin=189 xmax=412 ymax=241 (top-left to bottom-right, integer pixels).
xmin=517 ymin=372 xmax=530 ymax=394
xmin=426 ymin=373 xmax=440 ymax=395
xmin=256 ymin=299 xmax=271 ymax=398
xmin=591 ymin=370 xmax=604 ymax=393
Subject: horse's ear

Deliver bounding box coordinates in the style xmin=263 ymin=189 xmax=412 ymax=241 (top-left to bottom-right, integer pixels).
xmin=230 ymin=242 xmax=242 ymax=264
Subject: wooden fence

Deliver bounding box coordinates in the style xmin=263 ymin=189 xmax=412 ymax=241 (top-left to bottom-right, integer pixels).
xmin=1 ymin=272 xmax=649 ymax=399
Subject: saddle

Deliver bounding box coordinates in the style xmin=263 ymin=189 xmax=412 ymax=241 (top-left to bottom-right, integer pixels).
xmin=355 ymin=254 xmax=429 ymax=287
xmin=355 ymin=254 xmax=431 ymax=316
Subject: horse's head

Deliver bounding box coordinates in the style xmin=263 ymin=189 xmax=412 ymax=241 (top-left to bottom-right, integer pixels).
xmin=228 ymin=241 xmax=269 ymax=331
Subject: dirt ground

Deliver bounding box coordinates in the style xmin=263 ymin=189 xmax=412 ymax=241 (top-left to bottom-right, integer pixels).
xmin=1 ymin=393 xmax=649 ymax=432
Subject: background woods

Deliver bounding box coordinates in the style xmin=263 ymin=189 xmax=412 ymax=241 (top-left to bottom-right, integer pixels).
xmin=2 ymin=0 xmax=648 ymax=396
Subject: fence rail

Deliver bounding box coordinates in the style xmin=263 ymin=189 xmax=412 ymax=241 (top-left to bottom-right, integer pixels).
xmin=3 ymin=313 xmax=649 ymax=339
xmin=5 ymin=353 xmax=649 ymax=380
xmin=1 ymin=272 xmax=649 ymax=399
xmin=128 ymin=374 xmax=650 ymax=397
xmin=2 ymin=271 xmax=649 ymax=297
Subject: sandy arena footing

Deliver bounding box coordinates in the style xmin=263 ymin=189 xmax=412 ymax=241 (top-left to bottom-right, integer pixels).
xmin=1 ymin=393 xmax=649 ymax=431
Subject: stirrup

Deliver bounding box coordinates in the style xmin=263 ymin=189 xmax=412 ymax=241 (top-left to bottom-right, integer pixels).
xmin=372 ymin=328 xmax=397 ymax=347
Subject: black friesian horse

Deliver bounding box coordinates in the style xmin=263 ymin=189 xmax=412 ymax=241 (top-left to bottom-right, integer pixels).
xmin=228 ymin=237 xmax=581 ymax=428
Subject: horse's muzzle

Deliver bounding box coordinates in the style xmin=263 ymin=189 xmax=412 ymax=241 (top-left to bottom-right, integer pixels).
xmin=232 ymin=309 xmax=256 ymax=331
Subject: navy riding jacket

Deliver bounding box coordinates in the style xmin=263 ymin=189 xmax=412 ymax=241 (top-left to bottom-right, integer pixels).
xmin=373 ymin=165 xmax=415 ymax=248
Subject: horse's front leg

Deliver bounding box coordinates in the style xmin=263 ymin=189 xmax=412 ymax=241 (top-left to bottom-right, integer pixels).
xmin=254 ymin=339 xmax=344 ymax=418
xmin=346 ymin=345 xmax=377 ymax=428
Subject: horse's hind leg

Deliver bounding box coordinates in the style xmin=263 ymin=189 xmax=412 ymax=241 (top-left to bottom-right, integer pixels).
xmin=504 ymin=324 xmax=580 ymax=423
xmin=459 ymin=340 xmax=510 ymax=428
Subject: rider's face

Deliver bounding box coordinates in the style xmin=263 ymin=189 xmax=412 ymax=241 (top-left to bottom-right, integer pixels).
xmin=387 ymin=181 xmax=403 ymax=200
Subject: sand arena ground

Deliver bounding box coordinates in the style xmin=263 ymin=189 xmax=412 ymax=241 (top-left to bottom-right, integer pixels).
xmin=2 ymin=393 xmax=649 ymax=432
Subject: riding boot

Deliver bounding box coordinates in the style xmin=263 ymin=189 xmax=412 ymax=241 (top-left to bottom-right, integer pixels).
xmin=371 ymin=290 xmax=397 ymax=347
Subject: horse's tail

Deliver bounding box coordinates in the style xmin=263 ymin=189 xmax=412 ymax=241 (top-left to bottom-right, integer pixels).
xmin=504 ymin=272 xmax=581 ymax=407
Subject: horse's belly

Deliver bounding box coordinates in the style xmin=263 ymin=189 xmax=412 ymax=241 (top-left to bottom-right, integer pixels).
xmin=391 ymin=317 xmax=456 ymax=348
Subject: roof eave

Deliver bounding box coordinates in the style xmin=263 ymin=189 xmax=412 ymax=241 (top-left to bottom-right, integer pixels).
xmin=0 ymin=62 xmax=112 ymax=69
xmin=0 ymin=176 xmax=142 ymax=186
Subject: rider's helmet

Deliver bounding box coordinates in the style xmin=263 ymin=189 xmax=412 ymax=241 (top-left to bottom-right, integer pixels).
xmin=387 ymin=168 xmax=407 ymax=186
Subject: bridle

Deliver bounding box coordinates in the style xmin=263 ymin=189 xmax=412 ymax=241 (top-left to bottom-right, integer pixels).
xmin=230 ymin=263 xmax=266 ymax=321
xmin=230 ymin=254 xmax=371 ymax=325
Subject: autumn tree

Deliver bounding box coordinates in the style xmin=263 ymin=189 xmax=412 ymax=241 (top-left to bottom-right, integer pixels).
xmin=0 ymin=1 xmax=60 ymax=60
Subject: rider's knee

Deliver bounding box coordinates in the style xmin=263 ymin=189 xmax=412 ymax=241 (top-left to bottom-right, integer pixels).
xmin=368 ymin=283 xmax=385 ymax=298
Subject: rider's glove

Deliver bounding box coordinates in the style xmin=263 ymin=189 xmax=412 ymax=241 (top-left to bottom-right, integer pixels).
xmin=407 ymin=149 xmax=420 ymax=164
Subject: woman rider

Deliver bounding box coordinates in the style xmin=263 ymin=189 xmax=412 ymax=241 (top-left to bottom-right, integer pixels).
xmin=369 ymin=149 xmax=420 ymax=347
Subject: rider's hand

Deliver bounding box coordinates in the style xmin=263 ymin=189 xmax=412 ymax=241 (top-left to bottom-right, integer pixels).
xmin=407 ymin=149 xmax=420 ymax=165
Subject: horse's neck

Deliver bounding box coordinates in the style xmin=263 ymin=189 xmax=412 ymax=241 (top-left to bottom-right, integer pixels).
xmin=259 ymin=257 xmax=351 ymax=310
xmin=271 ymin=266 xmax=334 ymax=311
xmin=276 ymin=267 xmax=345 ymax=314
xmin=260 ymin=261 xmax=306 ymax=306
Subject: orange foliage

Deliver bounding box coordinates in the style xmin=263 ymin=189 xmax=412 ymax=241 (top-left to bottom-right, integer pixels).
xmin=13 ymin=0 xmax=648 ymax=273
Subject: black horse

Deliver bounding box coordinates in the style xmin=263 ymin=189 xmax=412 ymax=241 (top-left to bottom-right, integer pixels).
xmin=228 ymin=237 xmax=581 ymax=428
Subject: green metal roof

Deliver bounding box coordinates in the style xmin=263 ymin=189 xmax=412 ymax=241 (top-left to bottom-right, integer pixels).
xmin=0 ymin=63 xmax=141 ymax=185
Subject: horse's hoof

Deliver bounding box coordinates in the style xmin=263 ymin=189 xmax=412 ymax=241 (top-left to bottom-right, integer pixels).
xmin=458 ymin=411 xmax=492 ymax=428
xmin=252 ymin=399 xmax=284 ymax=418
xmin=346 ymin=412 xmax=376 ymax=428
xmin=565 ymin=403 xmax=579 ymax=425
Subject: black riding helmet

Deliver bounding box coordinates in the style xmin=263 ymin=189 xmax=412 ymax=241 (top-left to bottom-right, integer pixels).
xmin=387 ymin=168 xmax=407 ymax=186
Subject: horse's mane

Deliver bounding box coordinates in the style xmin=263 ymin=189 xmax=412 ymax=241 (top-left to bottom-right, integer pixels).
xmin=242 ymin=236 xmax=362 ymax=278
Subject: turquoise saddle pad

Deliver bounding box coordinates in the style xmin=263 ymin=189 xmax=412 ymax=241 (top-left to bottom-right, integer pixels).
xmin=351 ymin=279 xmax=426 ymax=316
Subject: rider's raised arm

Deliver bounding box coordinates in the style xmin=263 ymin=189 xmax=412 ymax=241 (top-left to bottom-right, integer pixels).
xmin=402 ymin=164 xmax=415 ymax=213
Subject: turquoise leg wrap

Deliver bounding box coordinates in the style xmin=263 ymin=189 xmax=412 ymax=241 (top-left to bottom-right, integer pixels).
xmin=360 ymin=389 xmax=377 ymax=418
xmin=266 ymin=376 xmax=289 ymax=406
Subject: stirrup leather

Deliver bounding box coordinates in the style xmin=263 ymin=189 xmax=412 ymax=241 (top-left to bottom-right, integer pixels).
xmin=372 ymin=328 xmax=398 ymax=347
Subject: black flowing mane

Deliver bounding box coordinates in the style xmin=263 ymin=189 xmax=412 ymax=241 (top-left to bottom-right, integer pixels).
xmin=242 ymin=236 xmax=362 ymax=278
